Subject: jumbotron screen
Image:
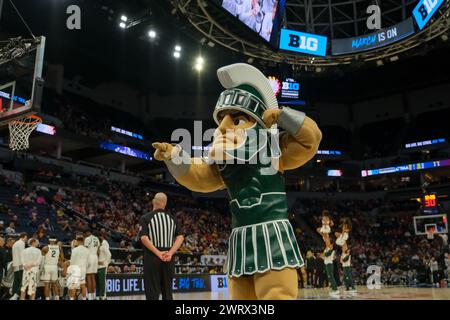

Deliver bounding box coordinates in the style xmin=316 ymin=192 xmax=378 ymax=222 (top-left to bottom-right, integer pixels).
xmin=217 ymin=0 xmax=286 ymax=43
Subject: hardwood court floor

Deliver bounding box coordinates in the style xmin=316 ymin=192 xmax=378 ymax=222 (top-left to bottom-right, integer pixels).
xmin=112 ymin=286 xmax=450 ymax=300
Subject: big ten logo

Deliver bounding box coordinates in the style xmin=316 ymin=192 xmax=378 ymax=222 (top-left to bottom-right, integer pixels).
xmin=366 ymin=265 xmax=382 ymax=290
xmin=173 ymin=277 xmax=205 ymax=290
xmin=66 ymin=5 xmax=81 ymax=30
xmin=366 ymin=5 xmax=381 ymax=30
xmin=418 ymin=0 xmax=441 ymax=19
xmin=107 ymin=279 xmax=121 ymax=293
xmin=191 ymin=277 xmax=206 ymax=289
xmin=282 ymin=80 xmax=300 ymax=91
xmin=216 ymin=276 xmax=227 ymax=289
xmin=288 ymin=34 xmax=319 ymax=52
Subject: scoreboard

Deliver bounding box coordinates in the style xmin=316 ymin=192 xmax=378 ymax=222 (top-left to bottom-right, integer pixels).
xmin=422 ymin=193 xmax=439 ymax=214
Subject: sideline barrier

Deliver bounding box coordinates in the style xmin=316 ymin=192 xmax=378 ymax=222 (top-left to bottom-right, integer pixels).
xmin=106 ymin=274 xmax=228 ymax=297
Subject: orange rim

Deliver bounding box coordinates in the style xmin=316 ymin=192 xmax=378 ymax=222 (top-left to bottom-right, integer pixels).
xmin=9 ymin=114 xmax=42 ymax=126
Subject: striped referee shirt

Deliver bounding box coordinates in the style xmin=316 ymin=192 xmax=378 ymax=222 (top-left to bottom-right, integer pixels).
xmin=139 ymin=210 xmax=183 ymax=251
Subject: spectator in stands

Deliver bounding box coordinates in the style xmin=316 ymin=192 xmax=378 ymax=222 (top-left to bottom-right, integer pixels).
xmin=14 ymin=195 xmax=21 ymax=206
xmin=5 ymin=222 xmax=16 ymax=236
xmin=0 ymin=221 xmax=4 ymax=234
xmin=42 ymin=218 xmax=54 ymax=232
xmin=28 ymin=207 xmax=38 ymax=219
xmin=28 ymin=216 xmax=39 ymax=229
xmin=129 ymin=264 xmax=137 ymax=274
xmin=34 ymin=227 xmax=47 ymax=245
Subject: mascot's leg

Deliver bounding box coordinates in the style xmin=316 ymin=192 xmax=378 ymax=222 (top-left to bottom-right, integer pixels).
xmin=253 ymin=268 xmax=298 ymax=300
xmin=228 ymin=276 xmax=257 ymax=300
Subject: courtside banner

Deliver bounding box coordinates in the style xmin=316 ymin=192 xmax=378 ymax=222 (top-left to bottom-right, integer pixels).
xmin=106 ymin=274 xmax=212 ymax=296
xmin=279 ymin=28 xmax=328 ymax=57
xmin=413 ymin=0 xmax=445 ymax=30
xmin=331 ymin=18 xmax=415 ymax=55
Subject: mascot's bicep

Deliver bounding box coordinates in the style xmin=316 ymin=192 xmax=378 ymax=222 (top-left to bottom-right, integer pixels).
xmin=279 ymin=117 xmax=322 ymax=171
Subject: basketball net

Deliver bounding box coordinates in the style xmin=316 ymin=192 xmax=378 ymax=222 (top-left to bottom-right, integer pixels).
xmin=8 ymin=115 xmax=42 ymax=151
xmin=426 ymin=229 xmax=435 ymax=240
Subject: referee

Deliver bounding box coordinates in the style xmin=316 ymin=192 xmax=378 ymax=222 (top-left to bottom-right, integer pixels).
xmin=139 ymin=193 xmax=184 ymax=300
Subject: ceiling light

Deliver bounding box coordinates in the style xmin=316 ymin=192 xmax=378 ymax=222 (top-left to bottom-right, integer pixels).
xmin=196 ymin=56 xmax=204 ymax=65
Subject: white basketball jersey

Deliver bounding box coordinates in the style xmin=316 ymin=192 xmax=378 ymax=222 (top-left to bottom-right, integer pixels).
xmin=84 ymin=235 xmax=100 ymax=255
xmin=44 ymin=245 xmax=60 ymax=266
xmin=70 ymin=245 xmax=89 ymax=269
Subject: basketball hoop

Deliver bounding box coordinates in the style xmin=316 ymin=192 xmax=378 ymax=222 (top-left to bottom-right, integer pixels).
xmin=8 ymin=114 xmax=42 ymax=151
xmin=426 ymin=229 xmax=435 ymax=240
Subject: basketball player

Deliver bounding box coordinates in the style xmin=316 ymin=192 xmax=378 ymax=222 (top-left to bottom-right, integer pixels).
xmin=41 ymin=237 xmax=63 ymax=300
xmin=68 ymin=236 xmax=89 ymax=300
xmin=84 ymin=229 xmax=100 ymax=300
xmin=20 ymin=238 xmax=42 ymax=300
xmin=10 ymin=232 xmax=27 ymax=300
xmin=59 ymin=260 xmax=70 ymax=300
xmin=96 ymin=234 xmax=111 ymax=300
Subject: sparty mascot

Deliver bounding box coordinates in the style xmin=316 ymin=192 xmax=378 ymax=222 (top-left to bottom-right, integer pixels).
xmin=152 ymin=63 xmax=322 ymax=300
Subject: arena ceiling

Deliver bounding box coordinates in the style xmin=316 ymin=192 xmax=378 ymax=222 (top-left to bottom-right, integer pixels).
xmin=1 ymin=0 xmax=450 ymax=101
xmin=176 ymin=0 xmax=450 ymax=69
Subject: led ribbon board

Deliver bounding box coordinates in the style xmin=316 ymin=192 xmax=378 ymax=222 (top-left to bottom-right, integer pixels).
xmin=99 ymin=142 xmax=152 ymax=160
xmin=279 ymin=29 xmax=328 ymax=57
xmin=413 ymin=0 xmax=445 ymax=30
xmin=362 ymin=159 xmax=450 ymax=177
xmin=111 ymin=126 xmax=143 ymax=140
xmin=327 ymin=170 xmax=343 ymax=177
xmin=0 ymin=91 xmax=27 ymax=105
xmin=317 ymin=150 xmax=342 ymax=156
xmin=331 ymin=18 xmax=415 ymax=55
xmin=405 ymin=138 xmax=445 ymax=149
xmin=36 ymin=124 xmax=56 ymax=136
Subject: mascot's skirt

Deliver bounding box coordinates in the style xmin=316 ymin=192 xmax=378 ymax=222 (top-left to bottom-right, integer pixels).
xmin=226 ymin=219 xmax=304 ymax=277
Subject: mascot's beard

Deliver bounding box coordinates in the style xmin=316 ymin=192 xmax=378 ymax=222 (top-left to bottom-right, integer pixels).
xmin=208 ymin=124 xmax=271 ymax=164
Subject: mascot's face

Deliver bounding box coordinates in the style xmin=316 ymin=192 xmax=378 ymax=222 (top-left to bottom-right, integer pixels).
xmin=209 ymin=110 xmax=257 ymax=161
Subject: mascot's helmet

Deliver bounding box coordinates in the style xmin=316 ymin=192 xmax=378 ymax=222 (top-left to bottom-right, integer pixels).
xmin=214 ymin=63 xmax=279 ymax=129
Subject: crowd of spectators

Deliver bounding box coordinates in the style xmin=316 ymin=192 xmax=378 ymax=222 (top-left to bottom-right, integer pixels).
xmin=292 ymin=198 xmax=450 ymax=287
xmin=2 ymin=168 xmax=450 ymax=286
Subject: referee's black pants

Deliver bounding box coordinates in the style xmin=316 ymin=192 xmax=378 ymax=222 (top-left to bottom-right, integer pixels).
xmin=143 ymin=250 xmax=174 ymax=300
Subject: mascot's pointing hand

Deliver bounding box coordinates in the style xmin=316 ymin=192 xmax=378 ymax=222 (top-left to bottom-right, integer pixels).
xmin=152 ymin=142 xmax=175 ymax=161
xmin=263 ymin=108 xmax=282 ymax=128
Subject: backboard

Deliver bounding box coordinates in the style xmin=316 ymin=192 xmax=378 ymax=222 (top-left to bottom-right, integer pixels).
xmin=413 ymin=214 xmax=448 ymax=236
xmin=0 ymin=36 xmax=45 ymax=127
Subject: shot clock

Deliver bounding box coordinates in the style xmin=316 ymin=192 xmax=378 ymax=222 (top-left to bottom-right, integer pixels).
xmin=422 ymin=193 xmax=439 ymax=214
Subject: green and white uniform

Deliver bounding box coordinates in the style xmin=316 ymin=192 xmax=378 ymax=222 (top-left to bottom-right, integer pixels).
xmin=219 ymin=161 xmax=304 ymax=277
xmin=341 ymin=253 xmax=355 ymax=290
xmin=323 ymin=248 xmax=337 ymax=291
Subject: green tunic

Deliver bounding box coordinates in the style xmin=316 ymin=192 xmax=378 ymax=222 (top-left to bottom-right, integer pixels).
xmin=218 ymin=160 xmax=304 ymax=277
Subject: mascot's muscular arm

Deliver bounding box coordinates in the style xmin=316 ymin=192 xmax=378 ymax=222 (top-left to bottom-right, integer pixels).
xmin=264 ymin=108 xmax=322 ymax=171
xmin=152 ymin=143 xmax=224 ymax=193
